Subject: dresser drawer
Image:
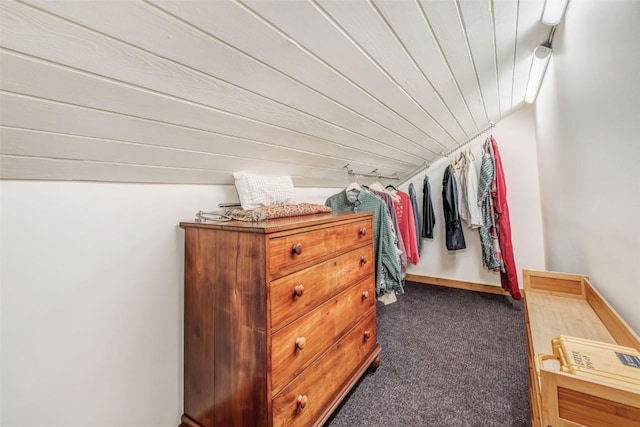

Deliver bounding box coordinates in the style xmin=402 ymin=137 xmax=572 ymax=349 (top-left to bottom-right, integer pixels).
xmin=268 ymin=219 xmax=372 ymax=279
xmin=271 ymin=278 xmax=375 ymax=395
xmin=270 ymin=245 xmax=374 ymax=332
xmin=272 ymin=312 xmax=377 ymax=427
xmin=180 ymin=213 xmax=378 ymax=427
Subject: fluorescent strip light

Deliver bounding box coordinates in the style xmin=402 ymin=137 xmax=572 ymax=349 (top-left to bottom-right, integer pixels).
xmin=542 ymin=0 xmax=569 ymax=25
xmin=525 ymin=45 xmax=552 ymax=104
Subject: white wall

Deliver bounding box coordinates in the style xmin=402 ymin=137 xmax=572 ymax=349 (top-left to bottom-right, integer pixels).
xmin=404 ymin=106 xmax=546 ymax=291
xmin=0 ymin=181 xmax=337 ymax=427
xmin=534 ymin=1 xmax=640 ymax=334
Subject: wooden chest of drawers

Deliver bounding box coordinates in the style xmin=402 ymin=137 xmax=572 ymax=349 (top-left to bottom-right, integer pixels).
xmin=179 ymin=211 xmax=381 ymax=427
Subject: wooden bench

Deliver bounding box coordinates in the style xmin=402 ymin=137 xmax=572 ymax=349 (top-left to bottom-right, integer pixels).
xmin=523 ymin=269 xmax=640 ymax=427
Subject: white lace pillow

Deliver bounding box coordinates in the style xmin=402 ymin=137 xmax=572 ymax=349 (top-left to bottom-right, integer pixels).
xmin=233 ymin=172 xmax=296 ymax=210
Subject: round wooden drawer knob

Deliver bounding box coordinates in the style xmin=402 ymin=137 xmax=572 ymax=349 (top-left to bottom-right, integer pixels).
xmin=291 ymin=243 xmax=303 ymax=255
xmin=359 ymin=227 xmax=367 ymax=237
xmin=295 ymin=336 xmax=307 ymax=350
xmin=364 ymin=330 xmax=371 ymax=340
xmin=360 ymin=256 xmax=368 ymax=265
xmin=297 ymin=394 xmax=308 ymax=409
xmin=294 ymin=284 xmax=305 ymax=297
xmin=362 ymin=290 xmax=369 ymax=300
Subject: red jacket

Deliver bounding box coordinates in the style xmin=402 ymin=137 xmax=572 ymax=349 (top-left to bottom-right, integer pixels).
xmin=490 ymin=137 xmax=521 ymax=300
xmin=394 ymin=190 xmax=419 ymax=265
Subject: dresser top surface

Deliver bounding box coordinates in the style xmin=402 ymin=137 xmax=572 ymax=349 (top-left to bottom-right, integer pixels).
xmin=180 ymin=210 xmax=371 ymax=234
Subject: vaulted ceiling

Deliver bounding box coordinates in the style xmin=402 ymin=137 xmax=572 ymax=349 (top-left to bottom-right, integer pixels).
xmin=0 ymin=0 xmax=550 ymax=187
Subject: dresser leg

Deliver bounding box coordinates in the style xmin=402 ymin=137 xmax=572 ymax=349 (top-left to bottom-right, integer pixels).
xmin=368 ymin=356 xmax=381 ymax=372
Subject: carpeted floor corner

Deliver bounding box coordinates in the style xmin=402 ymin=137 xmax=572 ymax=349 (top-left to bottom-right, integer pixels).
xmin=325 ymin=281 xmax=531 ymax=427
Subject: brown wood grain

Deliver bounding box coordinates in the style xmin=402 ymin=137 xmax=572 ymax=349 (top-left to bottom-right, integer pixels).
xmin=270 ymin=245 xmax=373 ymax=332
xmin=219 ymin=230 xmax=269 ymax=426
xmin=584 ymin=279 xmax=640 ymax=351
xmin=524 ymin=270 xmax=640 ymax=427
xmin=528 ymin=275 xmax=584 ymax=296
xmin=272 ymin=312 xmax=378 ymax=427
xmin=180 ymin=212 xmax=378 ymax=427
xmin=405 ymin=273 xmax=510 ymax=295
xmin=558 ymin=387 xmax=640 ymax=427
xmin=180 ymin=413 xmax=205 ymax=427
xmin=523 ymin=301 xmax=542 ymax=427
xmin=179 ymin=211 xmax=371 ymax=234
xmin=523 ymin=269 xmax=587 ymax=297
xmin=182 ymin=228 xmax=269 ymax=427
xmin=183 ymin=228 xmax=216 ymax=427
xmin=271 ymin=277 xmax=375 ymax=395
xmin=269 ymin=227 xmax=337 ymax=278
xmin=268 ymin=219 xmax=372 ymax=279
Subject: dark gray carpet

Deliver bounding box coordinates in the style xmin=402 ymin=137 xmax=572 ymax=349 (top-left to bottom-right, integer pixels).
xmin=325 ymin=281 xmax=531 ymax=427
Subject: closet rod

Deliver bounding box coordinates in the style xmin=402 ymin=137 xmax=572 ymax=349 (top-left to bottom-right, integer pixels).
xmin=441 ymin=121 xmax=495 ymax=158
xmin=344 ymin=164 xmax=400 ymax=181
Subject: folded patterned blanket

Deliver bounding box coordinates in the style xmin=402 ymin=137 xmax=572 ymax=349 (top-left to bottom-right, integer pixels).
xmin=223 ymin=203 xmax=332 ymax=222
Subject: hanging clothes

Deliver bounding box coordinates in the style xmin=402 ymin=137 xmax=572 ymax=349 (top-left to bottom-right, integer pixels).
xmin=490 ymin=136 xmax=521 ymax=300
xmin=325 ymin=188 xmax=404 ymax=296
xmin=462 ymin=151 xmax=483 ymax=229
xmin=478 ymin=138 xmax=503 ymax=271
xmin=408 ymin=182 xmax=422 ymax=256
xmin=422 ymin=175 xmax=436 ymax=239
xmin=454 ymin=155 xmax=470 ymax=226
xmin=368 ymin=182 xmax=406 ymax=272
xmin=390 ymin=189 xmax=419 ymax=265
xmin=368 ymin=187 xmax=408 ymax=278
xmin=442 ymin=165 xmax=466 ymax=251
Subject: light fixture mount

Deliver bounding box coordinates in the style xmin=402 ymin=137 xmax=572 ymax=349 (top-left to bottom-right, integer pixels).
xmin=542 ymin=0 xmax=570 ymax=26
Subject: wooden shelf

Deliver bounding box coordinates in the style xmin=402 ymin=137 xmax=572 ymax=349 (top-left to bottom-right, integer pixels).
xmin=523 ymin=269 xmax=640 ymax=427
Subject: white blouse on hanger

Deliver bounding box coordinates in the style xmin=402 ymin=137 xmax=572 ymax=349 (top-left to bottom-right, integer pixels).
xmin=464 ymin=152 xmax=483 ymax=229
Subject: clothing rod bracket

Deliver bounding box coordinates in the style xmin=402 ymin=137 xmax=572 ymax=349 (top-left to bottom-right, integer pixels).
xmin=343 ymin=164 xmax=400 ymax=181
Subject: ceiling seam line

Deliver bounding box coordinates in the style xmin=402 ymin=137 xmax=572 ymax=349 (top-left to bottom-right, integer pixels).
xmin=14 ymin=1 xmax=432 ymax=162
xmin=0 ymin=92 xmax=420 ymax=171
xmin=232 ymin=0 xmax=446 ymax=148
xmin=510 ymin=0 xmax=521 ymax=112
xmin=142 ymin=0 xmax=430 ymax=154
xmin=0 ymin=149 xmax=365 ymax=176
xmin=0 ymin=77 xmax=414 ymax=165
xmin=454 ymin=0 xmax=490 ymax=125
xmin=310 ymin=0 xmax=454 ymax=149
xmin=0 ymin=124 xmax=399 ymax=169
xmin=0 ymin=90 xmax=419 ymax=168
xmin=232 ymin=0 xmax=439 ymax=150
xmin=490 ymin=0 xmax=502 ymax=120
xmin=369 ymin=0 xmax=469 ymax=141
xmin=416 ymin=0 xmax=481 ymax=133
xmin=0 ymin=47 xmax=407 ymax=157
xmin=0 ymin=153 xmax=259 ymax=174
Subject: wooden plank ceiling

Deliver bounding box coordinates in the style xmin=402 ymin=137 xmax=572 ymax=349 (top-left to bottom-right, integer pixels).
xmin=0 ymin=0 xmax=549 ymax=187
